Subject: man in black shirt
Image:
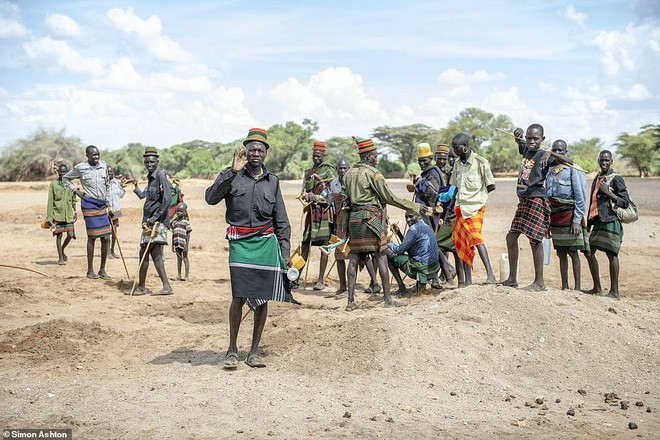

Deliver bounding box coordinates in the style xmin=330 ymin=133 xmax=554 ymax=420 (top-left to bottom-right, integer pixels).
xmin=129 ymin=147 xmax=173 ymax=296
xmin=205 ymin=128 xmax=294 ymax=369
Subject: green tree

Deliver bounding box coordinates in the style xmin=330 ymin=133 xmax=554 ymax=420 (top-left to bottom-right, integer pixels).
xmin=182 ymin=149 xmax=218 ymax=178
xmin=266 ymin=119 xmax=319 ymax=179
xmin=615 ymin=125 xmax=660 ymax=177
xmin=567 ymin=138 xmax=602 ymax=172
xmin=441 ymin=107 xmax=518 ymax=172
xmin=324 ymin=136 xmax=359 ymax=167
xmin=372 ymin=124 xmax=440 ymax=174
xmin=103 ymin=143 xmax=151 ymax=180
xmin=0 ymin=128 xmax=84 ymax=181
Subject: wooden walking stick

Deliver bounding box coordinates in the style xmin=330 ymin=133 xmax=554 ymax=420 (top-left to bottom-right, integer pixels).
xmin=108 ymin=214 xmax=130 ymax=279
xmin=0 ymin=264 xmax=48 ymax=277
xmin=494 ymin=127 xmax=587 ymax=173
xmin=129 ymin=222 xmax=159 ymax=296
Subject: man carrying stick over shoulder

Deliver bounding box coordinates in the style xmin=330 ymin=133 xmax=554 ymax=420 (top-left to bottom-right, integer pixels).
xmin=205 ymin=128 xmax=295 ymax=369
xmin=502 ymin=124 xmax=574 ymax=291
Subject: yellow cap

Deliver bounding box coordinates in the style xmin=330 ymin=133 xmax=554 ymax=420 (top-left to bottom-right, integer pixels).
xmin=417 ymin=143 xmax=433 ymax=158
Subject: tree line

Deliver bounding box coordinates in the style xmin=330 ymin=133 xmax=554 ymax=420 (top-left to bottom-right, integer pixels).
xmin=0 ymin=107 xmax=658 ymax=181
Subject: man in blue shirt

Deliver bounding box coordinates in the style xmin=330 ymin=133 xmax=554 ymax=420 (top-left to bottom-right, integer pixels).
xmin=545 ymin=140 xmax=589 ymax=291
xmin=386 ymin=211 xmax=439 ymax=294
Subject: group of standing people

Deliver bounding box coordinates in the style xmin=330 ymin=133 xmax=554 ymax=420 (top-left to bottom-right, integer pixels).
xmin=44 ymin=145 xmax=193 ymax=295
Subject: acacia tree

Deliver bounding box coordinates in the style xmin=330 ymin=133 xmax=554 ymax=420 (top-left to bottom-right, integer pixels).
xmin=0 ymin=128 xmax=84 ymax=181
xmin=567 ymin=138 xmax=603 ymax=172
xmin=441 ymin=108 xmax=517 ymax=172
xmin=372 ymin=124 xmax=440 ymax=173
xmin=266 ymin=119 xmax=319 ymax=179
xmin=615 ymin=125 xmax=660 ymax=177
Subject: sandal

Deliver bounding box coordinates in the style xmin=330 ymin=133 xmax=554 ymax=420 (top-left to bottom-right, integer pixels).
xmin=223 ymin=352 xmax=239 ymax=370
xmin=244 ymin=353 xmax=266 ymax=368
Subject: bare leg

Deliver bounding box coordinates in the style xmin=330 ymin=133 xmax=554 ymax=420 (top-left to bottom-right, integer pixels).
xmin=62 ymin=235 xmax=72 ymax=261
xmin=385 ymin=250 xmax=406 ymax=292
xmin=461 ymin=261 xmax=472 ymax=286
xmin=568 ymin=250 xmax=581 ymax=291
xmin=86 ymin=238 xmax=97 ymax=277
xmin=503 ymin=232 xmax=519 ymax=287
xmin=301 ymin=240 xmax=310 ymax=262
xmin=438 ymin=251 xmax=455 ymax=281
xmin=453 ymin=251 xmax=465 ymax=285
xmin=346 ymin=253 xmax=359 ymax=310
xmin=249 ymin=302 xmax=268 ymax=355
xmin=56 ymin=234 xmax=65 ymax=264
xmin=364 ymin=255 xmax=380 ymax=291
xmin=98 ymin=236 xmax=109 ymax=277
xmin=316 ymin=251 xmax=328 ymax=286
xmin=477 ymin=244 xmax=496 ymax=283
xmin=183 ymin=251 xmax=190 ymax=280
xmin=177 ymin=254 xmax=183 ymax=279
xmin=336 ymin=260 xmax=347 ymax=293
xmin=150 ymin=244 xmax=173 ymax=293
xmin=137 ymin=244 xmax=150 ymax=289
xmin=606 ymin=252 xmax=619 ymax=298
xmin=227 ymin=297 xmax=244 ymax=355
xmin=585 ymin=250 xmax=602 ymax=294
xmin=522 ymin=239 xmax=546 ymax=291
xmin=374 ymin=251 xmax=398 ymax=307
xmin=110 ymin=228 xmax=119 ymax=258
xmin=557 ymin=249 xmax=569 ymax=290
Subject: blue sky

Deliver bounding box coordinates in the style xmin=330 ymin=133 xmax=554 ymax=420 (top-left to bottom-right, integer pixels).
xmin=0 ymin=0 xmax=658 ymax=150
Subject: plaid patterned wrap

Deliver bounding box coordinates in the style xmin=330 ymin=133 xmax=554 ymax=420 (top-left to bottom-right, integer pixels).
xmin=549 ymin=197 xmax=589 ymax=252
xmin=348 ymin=206 xmax=387 ymax=253
xmin=452 ymin=206 xmax=486 ymax=267
xmin=509 ymin=196 xmax=550 ymax=243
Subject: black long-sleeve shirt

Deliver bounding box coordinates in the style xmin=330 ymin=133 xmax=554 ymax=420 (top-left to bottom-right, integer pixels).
xmin=205 ymin=166 xmax=291 ymax=259
xmin=133 ymin=167 xmax=171 ymax=227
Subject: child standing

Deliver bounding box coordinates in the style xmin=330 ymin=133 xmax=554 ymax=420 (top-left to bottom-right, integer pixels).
xmin=171 ymin=202 xmax=192 ymax=281
xmin=46 ymin=163 xmax=77 ymax=265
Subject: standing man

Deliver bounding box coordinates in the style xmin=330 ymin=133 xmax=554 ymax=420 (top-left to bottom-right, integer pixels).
xmin=63 ymin=145 xmax=112 ymax=279
xmin=107 ymin=165 xmax=126 ymax=259
xmin=300 ymin=141 xmax=337 ymax=291
xmin=413 ymin=143 xmax=446 ymax=287
xmin=435 ymin=143 xmax=453 ymax=185
xmin=434 ymin=143 xmax=461 ymax=285
xmin=342 ymin=138 xmax=428 ymax=311
xmin=45 ymin=163 xmax=77 ymax=265
xmin=450 ymin=133 xmax=497 ymax=286
xmin=206 ymin=128 xmax=295 ymax=369
xmin=130 ymin=147 xmax=173 ymax=296
xmin=585 ymin=150 xmax=630 ymax=299
xmin=502 ymin=124 xmax=572 ymax=291
xmin=545 ymin=140 xmax=589 ymax=290
xmin=329 ymin=158 xmax=351 ymax=295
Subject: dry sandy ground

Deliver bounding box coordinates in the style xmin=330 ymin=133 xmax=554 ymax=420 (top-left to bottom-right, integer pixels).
xmin=0 ymin=176 xmax=658 ymax=439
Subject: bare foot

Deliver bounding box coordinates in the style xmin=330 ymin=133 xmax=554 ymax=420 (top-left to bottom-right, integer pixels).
xmin=583 ymin=288 xmax=602 ymax=295
xmin=384 ymin=299 xmax=403 ymax=308
xmin=500 ymin=278 xmax=518 ymax=288
xmin=57 ymin=259 xmax=66 ymax=265
xmin=98 ymin=270 xmax=110 ymax=279
xmin=345 ymin=301 xmax=358 ymax=311
xmin=606 ymin=291 xmax=620 ymax=299
xmin=522 ymin=283 xmax=547 ymax=292
xmin=86 ymin=271 xmax=99 ymax=279
xmin=151 ymin=288 xmax=174 ymax=296
xmin=483 ymin=277 xmax=497 ymax=285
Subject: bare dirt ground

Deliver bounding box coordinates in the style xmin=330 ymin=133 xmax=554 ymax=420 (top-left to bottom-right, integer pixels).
xmin=0 ymin=176 xmax=658 ymax=439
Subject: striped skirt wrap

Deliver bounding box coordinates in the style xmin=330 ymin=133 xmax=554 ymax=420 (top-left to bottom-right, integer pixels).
xmin=549 ymin=197 xmax=589 ymax=252
xmin=348 ymin=205 xmax=387 ymax=253
xmin=228 ymin=226 xmax=294 ymax=310
xmin=509 ymin=196 xmax=550 ymax=244
xmin=589 ymin=218 xmax=623 ymax=256
xmin=303 ymin=204 xmax=331 ymax=245
xmin=452 ymin=206 xmax=486 ymax=267
xmin=81 ymin=196 xmax=112 ymax=239
xmin=53 ymin=221 xmax=75 ymax=238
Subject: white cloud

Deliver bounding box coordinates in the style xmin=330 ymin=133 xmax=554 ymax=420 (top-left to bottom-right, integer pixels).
xmin=565 ymin=5 xmax=588 ymax=29
xmin=593 ymin=23 xmax=660 ymax=76
xmin=23 ymin=37 xmax=105 ymax=76
xmin=563 ymin=82 xmax=651 ymax=101
xmin=106 ymin=7 xmax=190 ymax=62
xmin=269 ymin=67 xmax=388 ymax=136
xmin=438 ymin=69 xmax=505 ymax=84
xmin=0 ymin=1 xmax=28 ymax=39
xmin=45 ymin=13 xmax=84 ymax=39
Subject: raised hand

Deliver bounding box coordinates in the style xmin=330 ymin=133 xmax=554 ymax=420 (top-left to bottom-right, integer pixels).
xmin=231 ymin=147 xmax=247 ymax=173
xmin=513 ymin=127 xmax=524 ymax=140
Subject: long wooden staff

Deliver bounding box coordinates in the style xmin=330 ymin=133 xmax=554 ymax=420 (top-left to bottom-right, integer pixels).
xmin=0 ymin=264 xmax=48 ymax=277
xmin=129 ymin=222 xmax=159 ymax=296
xmin=495 ymin=127 xmax=587 ymax=174
xmin=108 ymin=214 xmax=130 ymax=279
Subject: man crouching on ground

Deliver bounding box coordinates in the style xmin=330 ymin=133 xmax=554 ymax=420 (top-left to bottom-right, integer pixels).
xmin=205 ymin=128 xmax=295 ymax=370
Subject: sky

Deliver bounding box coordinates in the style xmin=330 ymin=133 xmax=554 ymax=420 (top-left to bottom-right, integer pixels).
xmin=0 ymin=0 xmax=658 ymax=150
